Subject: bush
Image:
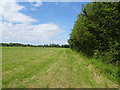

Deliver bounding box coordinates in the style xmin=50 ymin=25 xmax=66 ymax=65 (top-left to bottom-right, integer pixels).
xmin=68 ymin=2 xmax=120 ymax=65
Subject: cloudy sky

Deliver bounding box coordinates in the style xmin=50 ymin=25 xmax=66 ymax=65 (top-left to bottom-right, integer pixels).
xmin=1 ymin=0 xmax=89 ymax=45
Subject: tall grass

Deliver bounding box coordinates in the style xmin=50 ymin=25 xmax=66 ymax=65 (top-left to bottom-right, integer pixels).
xmin=77 ymin=52 xmax=119 ymax=84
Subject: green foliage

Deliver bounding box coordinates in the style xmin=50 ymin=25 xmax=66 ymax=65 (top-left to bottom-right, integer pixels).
xmin=78 ymin=52 xmax=119 ymax=84
xmin=68 ymin=2 xmax=120 ymax=65
xmin=1 ymin=43 xmax=69 ymax=48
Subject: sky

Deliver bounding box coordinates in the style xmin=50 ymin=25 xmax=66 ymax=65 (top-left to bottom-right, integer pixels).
xmin=0 ymin=0 xmax=90 ymax=45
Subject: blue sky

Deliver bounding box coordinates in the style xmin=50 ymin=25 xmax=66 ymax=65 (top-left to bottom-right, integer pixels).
xmin=1 ymin=1 xmax=89 ymax=45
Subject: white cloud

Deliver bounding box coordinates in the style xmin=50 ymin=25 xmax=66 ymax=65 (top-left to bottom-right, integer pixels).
xmin=0 ymin=0 xmax=68 ymax=44
xmin=33 ymin=2 xmax=42 ymax=7
xmin=2 ymin=22 xmax=67 ymax=44
xmin=27 ymin=0 xmax=42 ymax=7
xmin=0 ymin=0 xmax=36 ymax=23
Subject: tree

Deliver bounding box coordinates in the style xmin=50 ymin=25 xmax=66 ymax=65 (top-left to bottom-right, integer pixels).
xmin=68 ymin=2 xmax=120 ymax=64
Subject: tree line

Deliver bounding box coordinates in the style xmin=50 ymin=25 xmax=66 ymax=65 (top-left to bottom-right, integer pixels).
xmin=68 ymin=2 xmax=120 ymax=65
xmin=0 ymin=43 xmax=69 ymax=48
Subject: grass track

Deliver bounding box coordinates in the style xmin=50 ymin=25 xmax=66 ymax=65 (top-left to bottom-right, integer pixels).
xmin=2 ymin=47 xmax=118 ymax=88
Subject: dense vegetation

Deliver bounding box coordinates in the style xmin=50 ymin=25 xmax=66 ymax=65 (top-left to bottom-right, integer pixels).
xmin=68 ymin=2 xmax=120 ymax=65
xmin=1 ymin=2 xmax=120 ymax=88
xmin=0 ymin=43 xmax=69 ymax=48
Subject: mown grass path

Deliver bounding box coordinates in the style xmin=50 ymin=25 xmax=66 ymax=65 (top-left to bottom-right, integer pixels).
xmin=2 ymin=47 xmax=118 ymax=88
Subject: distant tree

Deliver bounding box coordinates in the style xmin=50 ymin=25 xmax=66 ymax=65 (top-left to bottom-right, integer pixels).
xmin=1 ymin=43 xmax=69 ymax=48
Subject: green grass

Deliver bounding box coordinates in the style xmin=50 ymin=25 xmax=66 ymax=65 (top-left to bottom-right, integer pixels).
xmin=80 ymin=55 xmax=119 ymax=84
xmin=2 ymin=47 xmax=118 ymax=88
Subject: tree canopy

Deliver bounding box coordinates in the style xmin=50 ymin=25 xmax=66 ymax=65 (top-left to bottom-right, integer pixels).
xmin=68 ymin=2 xmax=120 ymax=65
xmin=1 ymin=43 xmax=69 ymax=48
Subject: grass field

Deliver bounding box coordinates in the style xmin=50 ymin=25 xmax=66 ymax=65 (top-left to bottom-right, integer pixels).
xmin=2 ymin=47 xmax=118 ymax=88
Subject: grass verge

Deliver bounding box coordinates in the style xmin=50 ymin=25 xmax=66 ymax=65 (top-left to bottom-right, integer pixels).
xmin=77 ymin=52 xmax=119 ymax=84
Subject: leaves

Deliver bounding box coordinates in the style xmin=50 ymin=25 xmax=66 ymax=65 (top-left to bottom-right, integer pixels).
xmin=68 ymin=2 xmax=120 ymax=64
